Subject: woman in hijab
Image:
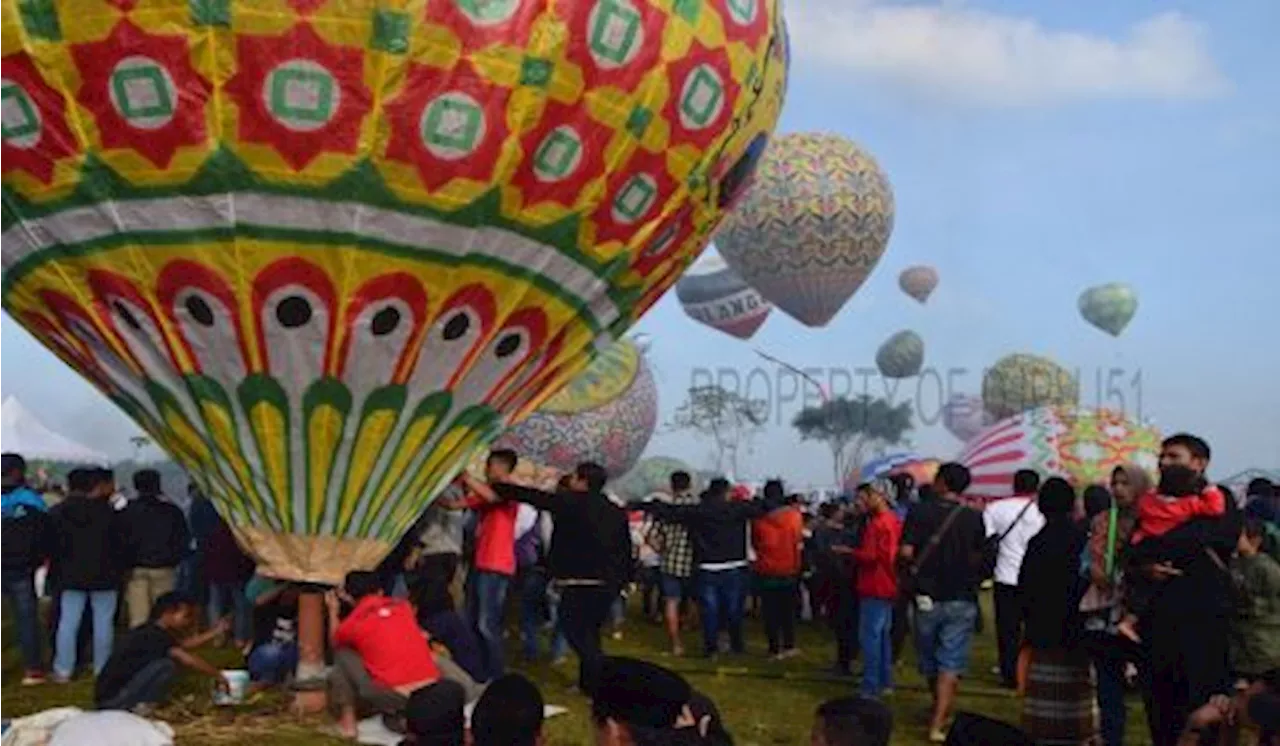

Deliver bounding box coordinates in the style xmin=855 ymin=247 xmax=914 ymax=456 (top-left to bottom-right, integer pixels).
xmin=1079 ymin=464 xmax=1150 ymax=746
xmin=1019 ymin=477 xmax=1096 ymax=746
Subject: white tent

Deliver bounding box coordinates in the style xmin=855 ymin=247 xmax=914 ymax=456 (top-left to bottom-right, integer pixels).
xmin=1 ymin=396 xmax=110 ymax=464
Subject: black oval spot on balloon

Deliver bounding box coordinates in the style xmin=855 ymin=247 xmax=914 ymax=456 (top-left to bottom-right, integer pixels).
xmin=442 ymin=312 xmax=470 ymax=341
xmin=185 ymin=296 xmax=215 ymax=327
xmin=495 ymin=333 xmax=521 ymax=359
xmin=113 ymin=301 xmax=141 ymax=330
xmin=371 ymin=306 xmax=401 ymax=337
xmin=276 ymin=295 xmax=312 ymax=329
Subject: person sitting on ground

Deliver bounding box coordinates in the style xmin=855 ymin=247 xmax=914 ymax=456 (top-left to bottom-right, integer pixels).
xmin=244 ymin=575 xmax=299 ymax=688
xmin=326 ymin=570 xmax=444 ymax=740
xmin=413 ymin=579 xmax=486 ymax=685
xmin=94 ymin=592 xmax=230 ymax=714
xmin=811 ymin=696 xmax=893 ymax=746
xmin=397 ymin=679 xmax=467 ymax=746
xmin=1117 ymin=448 xmax=1227 ymax=642
xmin=471 ymin=673 xmax=546 ymax=746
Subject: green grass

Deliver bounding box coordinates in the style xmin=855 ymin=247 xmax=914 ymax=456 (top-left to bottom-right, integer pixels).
xmin=2 ymin=593 xmax=1155 ymax=745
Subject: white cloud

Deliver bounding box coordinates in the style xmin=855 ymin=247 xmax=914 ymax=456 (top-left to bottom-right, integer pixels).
xmin=786 ymin=0 xmax=1228 ymax=106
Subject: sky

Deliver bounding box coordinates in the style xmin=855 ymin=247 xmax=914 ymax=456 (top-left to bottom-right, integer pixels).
xmin=3 ymin=0 xmax=1278 ymax=486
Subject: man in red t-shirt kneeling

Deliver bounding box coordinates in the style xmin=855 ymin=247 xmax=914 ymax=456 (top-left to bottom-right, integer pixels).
xmin=326 ymin=571 xmax=442 ymax=739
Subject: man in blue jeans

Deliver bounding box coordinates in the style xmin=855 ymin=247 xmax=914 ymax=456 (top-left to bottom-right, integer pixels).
xmin=1 ymin=453 xmax=52 ymax=684
xmin=439 ymin=449 xmax=521 ymax=681
xmin=638 ymin=478 xmax=784 ymax=658
xmin=900 ymin=463 xmax=986 ymax=743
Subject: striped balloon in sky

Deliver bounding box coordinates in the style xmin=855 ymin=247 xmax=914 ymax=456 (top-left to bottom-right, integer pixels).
xmin=675 ymin=250 xmax=772 ymax=339
xmin=957 ymin=406 xmax=1160 ymax=504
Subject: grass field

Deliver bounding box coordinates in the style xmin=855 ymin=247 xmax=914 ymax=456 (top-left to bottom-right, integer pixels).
xmin=2 ymin=592 xmax=1156 ymax=745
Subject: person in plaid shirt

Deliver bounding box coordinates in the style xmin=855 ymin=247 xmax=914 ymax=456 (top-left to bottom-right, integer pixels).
xmin=647 ymin=471 xmax=700 ymax=656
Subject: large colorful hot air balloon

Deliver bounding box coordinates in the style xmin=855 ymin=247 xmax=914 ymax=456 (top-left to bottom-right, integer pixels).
xmin=982 ymin=354 xmax=1079 ymax=421
xmin=715 ymin=133 xmax=894 ymax=327
xmin=875 ymin=330 xmax=924 ymax=379
xmin=675 ymin=250 xmax=772 ymax=339
xmin=957 ymin=407 xmax=1160 ymax=503
xmin=1079 ymin=283 xmax=1138 ymax=337
xmin=941 ymin=393 xmax=995 ymax=443
xmin=493 ymin=338 xmax=658 ymax=479
xmin=0 ymin=0 xmax=788 ymax=583
xmin=898 ymin=266 xmax=938 ymax=304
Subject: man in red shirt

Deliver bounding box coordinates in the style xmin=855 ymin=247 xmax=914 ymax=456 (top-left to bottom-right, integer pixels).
xmin=850 ymin=482 xmax=902 ymax=699
xmin=326 ymin=571 xmax=440 ymax=739
xmin=438 ymin=449 xmax=520 ymax=682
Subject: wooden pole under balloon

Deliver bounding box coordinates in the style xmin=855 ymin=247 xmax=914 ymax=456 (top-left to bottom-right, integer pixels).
xmin=293 ymin=587 xmax=328 ymax=714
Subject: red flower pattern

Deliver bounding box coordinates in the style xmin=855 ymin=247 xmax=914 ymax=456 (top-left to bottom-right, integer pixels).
xmin=70 ymin=20 xmax=211 ymax=168
xmin=382 ymin=60 xmax=511 ymax=192
xmin=224 ymin=23 xmax=372 ymax=171
xmin=2 ymin=52 xmax=79 ymax=184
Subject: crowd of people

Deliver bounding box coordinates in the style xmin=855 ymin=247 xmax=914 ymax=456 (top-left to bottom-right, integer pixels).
xmin=2 ymin=431 xmax=1279 ymax=746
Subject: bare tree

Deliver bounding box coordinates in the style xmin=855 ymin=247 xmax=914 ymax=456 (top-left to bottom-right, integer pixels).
xmin=666 ymin=385 xmax=767 ymax=478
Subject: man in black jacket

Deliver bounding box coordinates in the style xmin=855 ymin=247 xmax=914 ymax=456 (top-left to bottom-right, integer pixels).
xmin=2 ymin=452 xmax=53 ymax=684
xmin=121 ymin=470 xmax=190 ymax=628
xmin=636 ymin=478 xmax=783 ymax=659
xmin=50 ymin=467 xmax=126 ymax=682
xmin=461 ymin=461 xmax=631 ymax=697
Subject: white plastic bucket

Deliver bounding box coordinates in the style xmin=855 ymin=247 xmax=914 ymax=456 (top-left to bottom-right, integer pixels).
xmin=213 ymin=669 xmax=249 ymax=705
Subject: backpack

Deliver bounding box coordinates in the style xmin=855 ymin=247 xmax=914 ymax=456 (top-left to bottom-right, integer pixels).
xmin=515 ymin=524 xmax=541 ymax=570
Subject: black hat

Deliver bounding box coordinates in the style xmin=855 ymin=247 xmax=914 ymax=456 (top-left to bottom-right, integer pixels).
xmin=592 ymin=657 xmax=692 ymax=730
xmin=404 ymin=680 xmax=466 ymax=746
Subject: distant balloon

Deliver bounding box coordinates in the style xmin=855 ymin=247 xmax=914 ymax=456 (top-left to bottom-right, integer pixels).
xmin=1079 ymin=283 xmax=1138 ymax=337
xmin=982 ymin=354 xmax=1079 ymax=420
xmin=942 ymin=393 xmax=995 ymax=443
xmin=899 ymin=266 xmax=939 ymax=304
xmin=612 ymin=456 xmax=700 ymax=501
xmin=716 ymin=133 xmax=895 ymax=327
xmin=876 ymin=330 xmax=924 ymax=379
xmin=675 ymin=251 xmax=772 ymax=340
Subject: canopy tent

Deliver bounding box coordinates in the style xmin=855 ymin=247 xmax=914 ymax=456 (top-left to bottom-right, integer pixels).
xmin=1 ymin=397 xmax=109 ymax=464
xmin=1221 ymin=468 xmax=1280 ymax=498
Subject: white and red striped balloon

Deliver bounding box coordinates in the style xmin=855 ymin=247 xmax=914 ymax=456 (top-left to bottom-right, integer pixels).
xmin=957 ymin=406 xmax=1160 ymax=504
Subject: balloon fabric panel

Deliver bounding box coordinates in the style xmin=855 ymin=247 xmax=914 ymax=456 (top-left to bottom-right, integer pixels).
xmin=0 ymin=0 xmax=788 ymax=583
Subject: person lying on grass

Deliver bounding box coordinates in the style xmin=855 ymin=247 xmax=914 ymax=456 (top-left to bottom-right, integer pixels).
xmin=94 ymin=591 xmax=230 ymax=715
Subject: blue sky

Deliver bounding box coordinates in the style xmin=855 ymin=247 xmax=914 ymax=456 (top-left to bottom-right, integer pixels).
xmin=3 ymin=0 xmax=1277 ymax=485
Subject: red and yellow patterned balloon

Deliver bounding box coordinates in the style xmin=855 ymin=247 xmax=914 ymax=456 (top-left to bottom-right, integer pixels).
xmin=0 ymin=0 xmax=788 ymax=582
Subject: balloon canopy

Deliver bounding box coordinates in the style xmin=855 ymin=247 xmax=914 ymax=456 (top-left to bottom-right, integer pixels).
xmin=715 ymin=132 xmax=895 ymax=327
xmin=1079 ymin=283 xmax=1138 ymax=337
xmin=612 ymin=455 xmax=699 ymax=501
xmin=957 ymin=407 xmax=1160 ymax=503
xmin=982 ymin=354 xmax=1080 ymax=421
xmin=875 ymin=330 xmax=924 ymax=379
xmin=675 ymin=250 xmax=772 ymax=339
xmin=848 ymin=451 xmax=937 ymax=493
xmin=898 ymin=266 xmax=938 ymax=304
xmin=941 ymin=393 xmax=995 ymax=443
xmin=493 ymin=338 xmax=658 ymax=479
xmin=0 ymin=1 xmax=788 ymax=583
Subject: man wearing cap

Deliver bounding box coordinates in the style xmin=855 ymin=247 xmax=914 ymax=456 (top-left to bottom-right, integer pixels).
xmin=2 ymin=452 xmax=53 ymax=684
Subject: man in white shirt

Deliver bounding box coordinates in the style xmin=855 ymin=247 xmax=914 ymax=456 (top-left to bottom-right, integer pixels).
xmin=982 ymin=469 xmax=1045 ymax=689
